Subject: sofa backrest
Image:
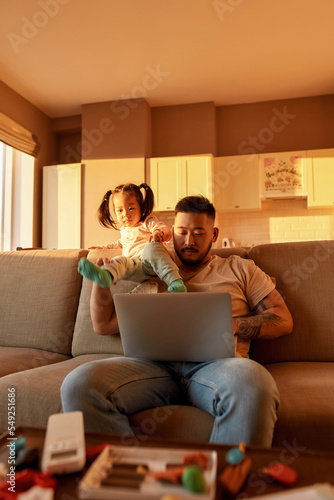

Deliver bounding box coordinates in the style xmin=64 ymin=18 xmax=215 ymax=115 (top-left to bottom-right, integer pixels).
xmin=0 ymin=249 xmax=88 ymax=355
xmin=249 ymin=241 xmax=334 ymax=363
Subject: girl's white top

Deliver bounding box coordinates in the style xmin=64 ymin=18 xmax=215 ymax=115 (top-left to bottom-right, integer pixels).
xmin=109 ymin=215 xmax=170 ymax=258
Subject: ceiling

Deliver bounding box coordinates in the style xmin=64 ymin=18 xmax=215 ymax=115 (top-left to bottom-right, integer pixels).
xmin=1 ymin=0 xmax=334 ymax=119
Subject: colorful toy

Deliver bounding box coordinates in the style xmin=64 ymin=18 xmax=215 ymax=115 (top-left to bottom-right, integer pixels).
xmin=263 ymin=462 xmax=298 ymax=485
xmin=219 ymin=442 xmax=252 ymax=496
xmin=181 ymin=466 xmax=205 ymax=493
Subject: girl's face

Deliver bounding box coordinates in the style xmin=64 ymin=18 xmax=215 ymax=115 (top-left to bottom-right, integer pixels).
xmin=113 ymin=192 xmax=142 ymax=227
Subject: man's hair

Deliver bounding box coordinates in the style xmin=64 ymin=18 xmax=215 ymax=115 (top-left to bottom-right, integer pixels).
xmin=175 ymin=195 xmax=215 ymax=221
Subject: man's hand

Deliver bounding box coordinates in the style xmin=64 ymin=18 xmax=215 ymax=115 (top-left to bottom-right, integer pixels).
xmin=233 ymin=288 xmax=293 ymax=341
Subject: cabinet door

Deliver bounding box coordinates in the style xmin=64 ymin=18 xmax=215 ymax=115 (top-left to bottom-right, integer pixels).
xmin=307 ymin=149 xmax=334 ymax=207
xmin=183 ymin=156 xmax=214 ymax=201
xmin=150 ymin=157 xmax=185 ymax=211
xmin=214 ymin=155 xmax=261 ymax=210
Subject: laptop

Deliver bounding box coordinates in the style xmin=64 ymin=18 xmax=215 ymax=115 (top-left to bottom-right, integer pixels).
xmin=113 ymin=292 xmax=235 ymax=362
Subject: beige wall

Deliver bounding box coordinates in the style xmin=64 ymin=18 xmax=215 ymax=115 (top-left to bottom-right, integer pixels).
xmin=152 ymin=102 xmax=216 ymax=156
xmin=0 ymin=81 xmax=58 ymax=246
xmin=81 ymin=98 xmax=152 ymax=160
xmin=55 ymin=94 xmax=334 ymax=162
xmin=216 ymin=95 xmax=334 ymax=157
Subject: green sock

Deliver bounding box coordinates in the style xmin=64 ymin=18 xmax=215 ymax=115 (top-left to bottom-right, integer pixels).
xmin=167 ymin=278 xmax=187 ymax=293
xmin=78 ymin=258 xmax=113 ymax=288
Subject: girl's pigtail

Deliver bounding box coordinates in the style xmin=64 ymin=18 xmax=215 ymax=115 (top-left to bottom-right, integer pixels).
xmin=139 ymin=183 xmax=154 ymax=220
xmin=97 ymin=190 xmax=118 ymax=229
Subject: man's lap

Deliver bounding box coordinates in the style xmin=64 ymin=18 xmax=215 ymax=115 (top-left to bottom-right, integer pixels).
xmin=63 ymin=355 xmax=274 ymax=401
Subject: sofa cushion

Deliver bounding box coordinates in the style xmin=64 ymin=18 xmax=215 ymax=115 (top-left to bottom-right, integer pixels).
xmin=0 ymin=347 xmax=70 ymax=377
xmin=0 ymin=249 xmax=88 ymax=355
xmin=265 ymin=362 xmax=334 ymax=452
xmin=72 ymin=278 xmax=135 ymax=357
xmin=249 ymin=241 xmax=334 ymax=363
xmin=129 ymin=405 xmax=214 ymax=443
xmin=211 ymin=247 xmax=249 ymax=259
xmin=0 ymin=353 xmax=115 ymax=433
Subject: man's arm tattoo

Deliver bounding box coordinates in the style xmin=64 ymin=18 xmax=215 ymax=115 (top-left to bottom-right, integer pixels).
xmin=236 ymin=312 xmax=286 ymax=340
xmin=254 ymin=298 xmax=268 ymax=313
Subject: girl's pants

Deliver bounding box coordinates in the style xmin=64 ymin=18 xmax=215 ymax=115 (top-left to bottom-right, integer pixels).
xmin=102 ymin=241 xmax=181 ymax=286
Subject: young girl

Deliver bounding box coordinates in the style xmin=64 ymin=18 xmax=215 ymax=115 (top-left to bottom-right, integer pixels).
xmin=78 ymin=182 xmax=187 ymax=292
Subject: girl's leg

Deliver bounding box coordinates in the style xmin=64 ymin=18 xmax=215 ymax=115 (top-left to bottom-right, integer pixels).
xmin=79 ymin=245 xmax=186 ymax=291
xmin=78 ymin=256 xmax=144 ymax=287
xmin=183 ymin=358 xmax=280 ymax=447
xmin=141 ymin=242 xmax=187 ymax=292
xmin=61 ymin=357 xmax=181 ymax=434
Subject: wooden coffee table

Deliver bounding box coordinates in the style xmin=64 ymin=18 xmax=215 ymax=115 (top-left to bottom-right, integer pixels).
xmin=1 ymin=427 xmax=333 ymax=499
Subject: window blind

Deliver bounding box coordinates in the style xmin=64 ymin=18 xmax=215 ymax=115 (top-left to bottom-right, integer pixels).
xmin=0 ymin=112 xmax=40 ymax=157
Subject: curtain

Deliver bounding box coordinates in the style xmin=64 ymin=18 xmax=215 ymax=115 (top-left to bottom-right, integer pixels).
xmin=0 ymin=112 xmax=40 ymax=157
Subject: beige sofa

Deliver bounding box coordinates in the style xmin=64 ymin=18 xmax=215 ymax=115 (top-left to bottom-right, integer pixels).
xmin=0 ymin=241 xmax=333 ymax=452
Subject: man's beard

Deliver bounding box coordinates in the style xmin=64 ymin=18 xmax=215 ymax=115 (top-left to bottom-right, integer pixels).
xmin=175 ymin=241 xmax=213 ymax=266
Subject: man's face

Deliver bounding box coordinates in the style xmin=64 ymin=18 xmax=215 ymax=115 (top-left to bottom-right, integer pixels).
xmin=173 ymin=211 xmax=219 ymax=266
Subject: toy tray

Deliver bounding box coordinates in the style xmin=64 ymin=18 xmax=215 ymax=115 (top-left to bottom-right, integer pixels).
xmin=78 ymin=444 xmax=217 ymax=499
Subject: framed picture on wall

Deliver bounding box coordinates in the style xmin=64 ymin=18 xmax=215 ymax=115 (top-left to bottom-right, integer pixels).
xmin=259 ymin=151 xmax=308 ymax=197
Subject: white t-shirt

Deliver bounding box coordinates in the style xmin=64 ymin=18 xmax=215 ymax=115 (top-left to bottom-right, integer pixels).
xmin=170 ymin=254 xmax=275 ymax=358
xmin=110 ymin=216 xmax=171 ymax=259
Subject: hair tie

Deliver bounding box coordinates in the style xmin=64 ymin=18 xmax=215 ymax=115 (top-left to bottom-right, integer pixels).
xmin=139 ymin=183 xmax=147 ymax=190
xmin=104 ymin=190 xmax=112 ymax=201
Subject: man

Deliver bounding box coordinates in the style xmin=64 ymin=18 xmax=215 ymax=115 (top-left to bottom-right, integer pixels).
xmin=61 ymin=196 xmax=293 ymax=446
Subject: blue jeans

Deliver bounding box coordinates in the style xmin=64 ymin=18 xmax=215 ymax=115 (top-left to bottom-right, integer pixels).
xmin=61 ymin=357 xmax=279 ymax=446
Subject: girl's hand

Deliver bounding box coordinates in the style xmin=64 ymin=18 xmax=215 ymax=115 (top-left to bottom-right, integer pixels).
xmin=152 ymin=229 xmax=165 ymax=242
xmin=94 ymin=257 xmax=111 ymax=266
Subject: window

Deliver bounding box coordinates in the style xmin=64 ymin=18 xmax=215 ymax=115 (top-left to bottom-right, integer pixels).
xmin=0 ymin=141 xmax=35 ymax=251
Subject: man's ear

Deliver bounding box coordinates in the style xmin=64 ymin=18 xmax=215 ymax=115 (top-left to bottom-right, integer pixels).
xmin=213 ymin=227 xmax=219 ymax=243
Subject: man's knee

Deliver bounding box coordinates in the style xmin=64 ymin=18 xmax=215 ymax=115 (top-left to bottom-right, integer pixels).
xmin=61 ymin=362 xmax=100 ymax=409
xmin=238 ymin=359 xmax=279 ymax=408
xmin=217 ymin=358 xmax=279 ymax=406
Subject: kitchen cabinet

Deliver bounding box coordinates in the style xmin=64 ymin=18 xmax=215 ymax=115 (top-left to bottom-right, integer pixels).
xmin=306 ymin=149 xmax=334 ymax=207
xmin=214 ymin=154 xmax=261 ymax=211
xmin=42 ymin=163 xmax=81 ymax=249
xmin=148 ymin=155 xmax=213 ymax=211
